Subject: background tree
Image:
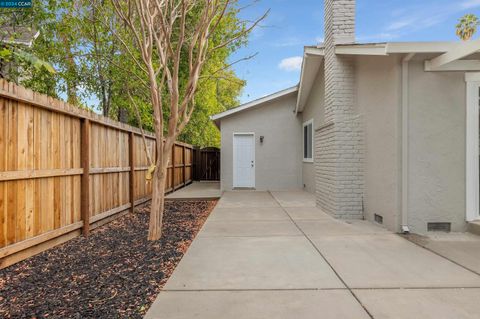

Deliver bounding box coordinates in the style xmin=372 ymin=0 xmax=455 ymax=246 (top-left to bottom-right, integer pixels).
xmin=1 ymin=1 xmax=245 ymax=145
xmin=0 ymin=6 xmax=56 ymax=93
xmin=110 ymin=0 xmax=265 ymax=240
xmin=456 ymin=14 xmax=480 ymax=41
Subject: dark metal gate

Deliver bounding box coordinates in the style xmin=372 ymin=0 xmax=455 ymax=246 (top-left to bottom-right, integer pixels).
xmin=193 ymin=147 xmax=220 ymax=181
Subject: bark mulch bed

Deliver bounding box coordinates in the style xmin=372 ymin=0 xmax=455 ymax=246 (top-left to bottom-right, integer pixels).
xmin=0 ymin=200 xmax=217 ymax=319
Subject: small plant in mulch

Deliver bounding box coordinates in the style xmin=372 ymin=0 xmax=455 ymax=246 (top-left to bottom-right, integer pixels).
xmin=0 ymin=200 xmax=216 ymax=319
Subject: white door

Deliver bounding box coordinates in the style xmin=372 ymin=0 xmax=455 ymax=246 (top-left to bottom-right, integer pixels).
xmin=233 ymin=133 xmax=255 ymax=188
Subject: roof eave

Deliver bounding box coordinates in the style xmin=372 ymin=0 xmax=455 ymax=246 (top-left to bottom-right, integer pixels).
xmin=0 ymin=30 xmax=40 ymax=47
xmin=210 ymin=86 xmax=298 ymax=122
xmin=334 ymin=41 xmax=463 ymax=56
xmin=295 ymin=46 xmax=325 ymax=113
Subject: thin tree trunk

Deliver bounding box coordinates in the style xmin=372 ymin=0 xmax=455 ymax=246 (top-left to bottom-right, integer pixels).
xmin=117 ymin=107 xmax=128 ymax=123
xmin=148 ymin=161 xmax=167 ymax=240
xmin=60 ymin=33 xmax=78 ymax=105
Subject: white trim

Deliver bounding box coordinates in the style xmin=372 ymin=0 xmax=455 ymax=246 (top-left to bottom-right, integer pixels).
xmin=211 ymin=87 xmax=297 ymax=121
xmin=336 ymin=44 xmax=388 ymax=56
xmin=335 ymin=42 xmax=458 ymax=56
xmin=305 ymin=40 xmax=480 ymax=58
xmin=425 ymin=60 xmax=480 ymax=72
xmin=295 ymin=51 xmax=324 ymax=113
xmin=304 ymin=46 xmax=325 ymax=56
xmin=427 ymin=39 xmax=480 ymax=70
xmin=401 ymin=53 xmax=415 ymax=233
xmin=385 ymin=42 xmax=458 ymax=54
xmin=465 ymin=75 xmax=480 ymax=222
xmin=303 ymin=119 xmax=314 ymax=163
xmin=232 ymin=132 xmax=255 ymax=188
xmin=466 ymin=73 xmax=480 ymax=82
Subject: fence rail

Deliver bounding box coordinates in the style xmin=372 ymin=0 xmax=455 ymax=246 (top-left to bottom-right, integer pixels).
xmin=0 ymin=80 xmax=193 ymax=268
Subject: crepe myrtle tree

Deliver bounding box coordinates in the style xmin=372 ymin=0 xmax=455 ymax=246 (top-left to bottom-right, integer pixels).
xmin=111 ymin=0 xmax=265 ymax=240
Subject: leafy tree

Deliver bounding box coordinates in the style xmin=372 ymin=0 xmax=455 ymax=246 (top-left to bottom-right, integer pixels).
xmin=456 ymin=14 xmax=480 ymax=41
xmin=1 ymin=0 xmax=247 ymax=147
xmin=28 ymin=1 xmax=83 ymax=103
xmin=0 ymin=7 xmax=56 ymax=92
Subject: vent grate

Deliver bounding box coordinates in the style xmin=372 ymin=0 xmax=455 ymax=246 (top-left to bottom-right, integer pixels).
xmin=427 ymin=222 xmax=451 ymax=232
xmin=374 ymin=214 xmax=383 ymax=224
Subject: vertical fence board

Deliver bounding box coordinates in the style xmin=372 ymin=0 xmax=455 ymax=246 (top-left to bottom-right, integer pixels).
xmin=129 ymin=132 xmax=135 ymax=213
xmin=0 ymin=182 xmax=4 ymax=248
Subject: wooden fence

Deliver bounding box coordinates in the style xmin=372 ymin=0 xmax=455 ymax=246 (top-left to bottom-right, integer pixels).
xmin=193 ymin=147 xmax=220 ymax=181
xmin=0 ymin=80 xmax=193 ymax=268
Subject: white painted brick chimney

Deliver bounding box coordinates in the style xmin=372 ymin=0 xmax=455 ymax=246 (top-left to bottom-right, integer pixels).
xmin=324 ymin=0 xmax=355 ymax=45
xmin=315 ymin=0 xmax=364 ymax=219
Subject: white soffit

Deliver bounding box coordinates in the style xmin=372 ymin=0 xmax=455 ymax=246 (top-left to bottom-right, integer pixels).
xmin=425 ymin=39 xmax=480 ymax=71
xmin=336 ymin=43 xmax=388 ymax=55
xmin=336 ymin=41 xmax=480 ymax=72
xmin=386 ymin=42 xmax=458 ymax=54
xmin=295 ymin=47 xmax=325 ymax=113
xmin=335 ymin=42 xmax=460 ymax=56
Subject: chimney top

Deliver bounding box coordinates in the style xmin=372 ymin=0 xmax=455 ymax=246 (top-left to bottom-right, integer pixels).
xmin=324 ymin=0 xmax=356 ymax=46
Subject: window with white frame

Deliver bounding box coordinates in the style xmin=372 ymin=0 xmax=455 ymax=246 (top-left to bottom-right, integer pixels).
xmin=303 ymin=119 xmax=313 ymax=162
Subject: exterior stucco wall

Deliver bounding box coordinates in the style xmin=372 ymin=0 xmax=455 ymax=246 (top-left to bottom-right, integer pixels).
xmin=408 ymin=59 xmax=467 ymax=234
xmin=301 ymin=67 xmax=325 ymax=193
xmin=354 ymin=55 xmax=467 ymax=234
xmin=219 ymin=93 xmax=302 ymax=191
xmin=356 ymin=55 xmax=402 ymax=232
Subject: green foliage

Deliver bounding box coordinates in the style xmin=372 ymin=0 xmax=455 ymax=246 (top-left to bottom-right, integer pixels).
xmin=12 ymin=49 xmax=56 ymax=73
xmin=0 ymin=0 xmax=246 ymax=147
xmin=456 ymin=14 xmax=480 ymax=40
xmin=178 ymin=6 xmax=246 ymax=147
xmin=110 ymin=0 xmax=248 ymax=148
xmin=0 ymin=6 xmax=56 ymax=91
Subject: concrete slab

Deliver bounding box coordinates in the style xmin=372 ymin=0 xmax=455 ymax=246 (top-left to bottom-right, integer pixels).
xmin=297 ymin=219 xmax=390 ymax=237
xmin=209 ymin=207 xmax=290 ymax=221
xmin=270 ymin=191 xmax=316 ymax=207
xmin=284 ymin=206 xmax=333 ymax=220
xmin=166 ymin=181 xmax=221 ymax=200
xmin=217 ymin=191 xmax=279 ymax=208
xmin=355 ymin=288 xmax=480 ymax=319
xmin=145 ymin=290 xmax=370 ymax=319
xmin=199 ymin=220 xmax=302 ymax=237
xmin=147 ymin=191 xmax=480 ymax=318
xmin=164 ymin=236 xmax=345 ymax=290
xmin=408 ymin=233 xmax=480 ymax=274
xmin=311 ymin=234 xmax=480 ymax=288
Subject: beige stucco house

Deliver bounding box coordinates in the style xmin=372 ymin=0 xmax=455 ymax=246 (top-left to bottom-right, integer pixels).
xmin=212 ymin=0 xmax=480 ymax=235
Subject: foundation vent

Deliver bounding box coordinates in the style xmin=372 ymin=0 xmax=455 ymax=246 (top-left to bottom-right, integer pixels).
xmin=427 ymin=222 xmax=451 ymax=232
xmin=374 ymin=214 xmax=383 ymax=224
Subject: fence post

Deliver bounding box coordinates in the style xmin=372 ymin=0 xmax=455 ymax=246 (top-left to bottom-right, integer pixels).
xmin=129 ymin=132 xmax=135 ymax=213
xmin=171 ymin=143 xmax=176 ymax=190
xmin=81 ymin=118 xmax=91 ymax=236
xmin=182 ymin=145 xmax=186 ymax=185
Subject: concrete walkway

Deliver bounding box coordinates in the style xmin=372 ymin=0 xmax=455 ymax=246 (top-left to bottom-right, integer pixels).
xmin=165 ymin=181 xmax=221 ymax=200
xmin=146 ymin=191 xmax=480 ymax=319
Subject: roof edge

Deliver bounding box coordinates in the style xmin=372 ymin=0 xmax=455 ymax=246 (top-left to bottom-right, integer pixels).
xmin=210 ymin=86 xmax=298 ymax=122
xmin=295 ymin=47 xmax=325 ymax=113
xmin=335 ymin=41 xmax=464 ymax=56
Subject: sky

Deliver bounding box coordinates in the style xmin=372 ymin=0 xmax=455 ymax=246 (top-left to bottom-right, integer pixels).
xmin=231 ymin=0 xmax=480 ymax=103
